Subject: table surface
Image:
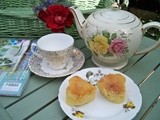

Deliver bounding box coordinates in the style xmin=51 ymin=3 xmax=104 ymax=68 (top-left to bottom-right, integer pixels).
xmin=0 ymin=0 xmax=160 ymax=119
xmin=0 ymin=34 xmax=160 ymax=120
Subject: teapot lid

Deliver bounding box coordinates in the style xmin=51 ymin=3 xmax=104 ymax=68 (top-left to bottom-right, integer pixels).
xmin=92 ymin=8 xmax=141 ymax=28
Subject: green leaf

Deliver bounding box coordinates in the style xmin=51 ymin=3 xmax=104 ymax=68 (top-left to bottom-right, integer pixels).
xmin=93 ymin=52 xmax=98 ymax=57
xmin=103 ymin=52 xmax=113 ymax=57
xmin=108 ymin=39 xmax=112 ymax=44
xmin=64 ymin=27 xmax=73 ymax=34
xmin=102 ymin=30 xmax=110 ymax=38
xmin=87 ymin=41 xmax=90 ymax=48
xmin=86 ymin=71 xmax=94 ymax=79
xmin=111 ymin=33 xmax=117 ymax=40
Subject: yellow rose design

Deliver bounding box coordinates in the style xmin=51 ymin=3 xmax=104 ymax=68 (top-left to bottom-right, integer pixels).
xmin=89 ymin=35 xmax=109 ymax=55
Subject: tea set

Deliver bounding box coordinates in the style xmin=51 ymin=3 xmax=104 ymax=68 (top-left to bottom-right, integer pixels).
xmin=29 ymin=2 xmax=160 ymax=77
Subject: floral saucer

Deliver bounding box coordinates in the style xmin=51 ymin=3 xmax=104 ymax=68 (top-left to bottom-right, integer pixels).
xmin=28 ymin=47 xmax=85 ymax=78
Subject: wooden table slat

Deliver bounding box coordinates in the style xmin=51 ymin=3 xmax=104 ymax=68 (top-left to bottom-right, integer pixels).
xmin=124 ymin=50 xmax=160 ymax=85
xmin=144 ymin=99 xmax=160 ymax=120
xmin=133 ymin=66 xmax=160 ymax=120
xmin=0 ymin=75 xmax=54 ymax=107
xmin=28 ymin=100 xmax=66 ymax=120
xmin=0 ymin=103 xmax=12 ymax=120
xmin=5 ymin=77 xmax=63 ymax=120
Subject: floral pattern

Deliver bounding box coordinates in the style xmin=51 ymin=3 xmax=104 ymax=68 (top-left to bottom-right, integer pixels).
xmin=123 ymin=101 xmax=135 ymax=112
xmin=29 ymin=48 xmax=85 ymax=78
xmin=109 ymin=38 xmax=128 ymax=55
xmin=88 ymin=35 xmax=109 ymax=55
xmin=72 ymin=108 xmax=85 ymax=118
xmin=88 ymin=30 xmax=129 ymax=57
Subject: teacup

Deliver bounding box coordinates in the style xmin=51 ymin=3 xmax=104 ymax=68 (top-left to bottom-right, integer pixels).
xmin=31 ymin=33 xmax=74 ymax=70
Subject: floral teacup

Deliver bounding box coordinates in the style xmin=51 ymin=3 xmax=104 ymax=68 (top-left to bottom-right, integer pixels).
xmin=31 ymin=33 xmax=74 ymax=70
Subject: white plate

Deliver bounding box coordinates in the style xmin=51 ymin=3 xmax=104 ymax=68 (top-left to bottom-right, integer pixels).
xmin=58 ymin=67 xmax=142 ymax=120
xmin=28 ymin=47 xmax=85 ymax=78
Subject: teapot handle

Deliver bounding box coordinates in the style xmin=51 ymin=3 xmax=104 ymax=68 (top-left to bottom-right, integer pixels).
xmin=134 ymin=22 xmax=160 ymax=55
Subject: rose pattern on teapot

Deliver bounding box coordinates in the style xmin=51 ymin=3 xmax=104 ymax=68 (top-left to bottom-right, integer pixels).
xmin=87 ymin=30 xmax=130 ymax=57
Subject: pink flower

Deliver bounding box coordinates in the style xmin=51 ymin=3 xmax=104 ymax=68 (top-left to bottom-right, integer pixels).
xmin=109 ymin=38 xmax=128 ymax=55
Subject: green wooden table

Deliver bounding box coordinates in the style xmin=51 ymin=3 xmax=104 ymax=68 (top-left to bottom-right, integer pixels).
xmin=0 ymin=36 xmax=160 ymax=120
xmin=0 ymin=0 xmax=160 ymax=120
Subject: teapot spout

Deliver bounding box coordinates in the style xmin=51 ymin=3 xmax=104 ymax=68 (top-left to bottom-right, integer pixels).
xmin=70 ymin=6 xmax=85 ymax=39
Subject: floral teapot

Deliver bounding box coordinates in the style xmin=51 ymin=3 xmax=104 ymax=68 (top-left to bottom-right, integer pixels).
xmin=70 ymin=3 xmax=160 ymax=69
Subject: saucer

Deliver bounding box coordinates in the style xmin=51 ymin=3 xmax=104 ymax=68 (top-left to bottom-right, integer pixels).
xmin=28 ymin=47 xmax=85 ymax=78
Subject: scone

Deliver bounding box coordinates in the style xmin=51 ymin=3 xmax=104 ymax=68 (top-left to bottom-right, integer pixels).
xmin=98 ymin=73 xmax=126 ymax=104
xmin=66 ymin=76 xmax=96 ymax=106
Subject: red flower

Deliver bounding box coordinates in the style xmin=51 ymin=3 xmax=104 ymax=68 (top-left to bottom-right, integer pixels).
xmin=38 ymin=9 xmax=48 ymax=22
xmin=37 ymin=4 xmax=74 ymax=32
